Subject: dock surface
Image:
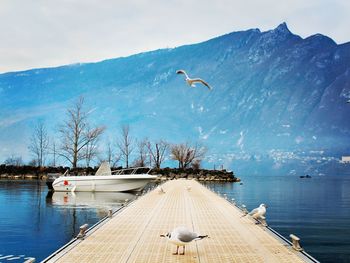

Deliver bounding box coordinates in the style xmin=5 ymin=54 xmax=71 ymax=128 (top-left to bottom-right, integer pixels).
xmin=49 ymin=179 xmax=309 ymax=263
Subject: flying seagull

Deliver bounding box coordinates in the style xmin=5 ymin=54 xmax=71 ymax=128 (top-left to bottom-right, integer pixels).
xmin=176 ymin=70 xmax=212 ymax=90
xmin=347 ymin=99 xmax=350 ymax=103
xmin=244 ymin=204 xmax=267 ymax=221
xmin=160 ymin=226 xmax=208 ymax=255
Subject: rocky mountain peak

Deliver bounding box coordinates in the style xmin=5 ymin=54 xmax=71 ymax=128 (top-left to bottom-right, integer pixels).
xmin=273 ymin=22 xmax=291 ymax=34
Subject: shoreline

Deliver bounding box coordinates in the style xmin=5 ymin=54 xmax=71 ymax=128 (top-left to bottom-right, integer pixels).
xmin=0 ymin=166 xmax=240 ymax=182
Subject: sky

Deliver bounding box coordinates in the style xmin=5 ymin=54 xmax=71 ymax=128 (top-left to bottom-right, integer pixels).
xmin=0 ymin=0 xmax=349 ymax=73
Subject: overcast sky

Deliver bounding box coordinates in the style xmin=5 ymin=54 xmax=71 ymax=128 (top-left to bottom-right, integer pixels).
xmin=0 ymin=0 xmax=349 ymax=73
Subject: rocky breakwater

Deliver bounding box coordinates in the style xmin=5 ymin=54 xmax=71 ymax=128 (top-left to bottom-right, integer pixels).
xmin=0 ymin=165 xmax=81 ymax=180
xmin=150 ymin=168 xmax=240 ymax=182
xmin=0 ymin=165 xmax=240 ymax=183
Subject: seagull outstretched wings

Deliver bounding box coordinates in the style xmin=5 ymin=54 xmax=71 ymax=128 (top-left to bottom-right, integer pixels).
xmin=176 ymin=69 xmax=212 ymax=90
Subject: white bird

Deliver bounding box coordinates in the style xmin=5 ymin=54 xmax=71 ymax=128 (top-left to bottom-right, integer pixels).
xmin=347 ymin=99 xmax=350 ymax=103
xmin=186 ymin=185 xmax=192 ymax=191
xmin=176 ymin=70 xmax=212 ymax=90
xmin=247 ymin=204 xmax=267 ymax=220
xmin=160 ymin=226 xmax=208 ymax=255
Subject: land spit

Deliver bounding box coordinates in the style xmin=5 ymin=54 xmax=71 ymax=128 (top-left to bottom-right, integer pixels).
xmin=0 ymin=165 xmax=239 ymax=182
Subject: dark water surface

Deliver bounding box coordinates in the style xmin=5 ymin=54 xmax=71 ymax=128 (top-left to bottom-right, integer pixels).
xmin=204 ymin=174 xmax=350 ymax=263
xmin=1 ymin=175 xmax=350 ymax=262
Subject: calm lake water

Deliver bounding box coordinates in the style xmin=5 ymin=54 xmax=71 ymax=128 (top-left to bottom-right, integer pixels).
xmin=0 ymin=175 xmax=350 ymax=262
xmin=204 ymin=174 xmax=350 ymax=263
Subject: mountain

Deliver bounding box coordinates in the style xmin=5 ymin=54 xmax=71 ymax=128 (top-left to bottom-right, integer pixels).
xmin=1 ymin=22 xmax=350 ymax=169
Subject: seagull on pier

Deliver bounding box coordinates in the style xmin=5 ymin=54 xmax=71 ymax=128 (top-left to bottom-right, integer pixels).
xmin=160 ymin=226 xmax=208 ymax=255
xmin=246 ymin=204 xmax=267 ymax=220
xmin=176 ymin=70 xmax=212 ymax=90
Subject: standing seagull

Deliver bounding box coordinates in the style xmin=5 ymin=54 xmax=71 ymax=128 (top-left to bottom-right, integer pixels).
xmin=245 ymin=203 xmax=267 ymax=220
xmin=176 ymin=70 xmax=212 ymax=90
xmin=160 ymin=226 xmax=208 ymax=255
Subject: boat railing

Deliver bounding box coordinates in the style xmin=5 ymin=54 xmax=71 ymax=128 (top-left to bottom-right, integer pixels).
xmin=111 ymin=167 xmax=152 ymax=175
xmin=47 ymin=169 xmax=69 ymax=180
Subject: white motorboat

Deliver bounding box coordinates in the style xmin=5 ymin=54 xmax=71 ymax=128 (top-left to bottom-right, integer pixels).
xmin=50 ymin=162 xmax=157 ymax=192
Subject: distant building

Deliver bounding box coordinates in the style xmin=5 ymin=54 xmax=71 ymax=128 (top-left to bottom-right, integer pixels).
xmin=341 ymin=156 xmax=350 ymax=163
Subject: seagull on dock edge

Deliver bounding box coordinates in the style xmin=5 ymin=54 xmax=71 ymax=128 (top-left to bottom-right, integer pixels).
xmin=242 ymin=204 xmax=267 ymax=222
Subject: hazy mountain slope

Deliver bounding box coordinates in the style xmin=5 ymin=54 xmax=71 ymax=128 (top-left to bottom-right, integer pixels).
xmin=0 ymin=23 xmax=349 ymax=166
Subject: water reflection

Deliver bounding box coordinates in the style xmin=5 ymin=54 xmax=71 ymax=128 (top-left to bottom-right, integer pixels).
xmin=48 ymin=191 xmax=136 ymax=208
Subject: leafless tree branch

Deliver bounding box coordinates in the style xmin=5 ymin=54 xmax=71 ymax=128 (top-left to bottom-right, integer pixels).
xmin=58 ymin=96 xmax=105 ymax=168
xmin=117 ymin=125 xmax=134 ymax=168
xmin=28 ymin=121 xmax=49 ymax=167
xmin=170 ymin=142 xmax=206 ymax=169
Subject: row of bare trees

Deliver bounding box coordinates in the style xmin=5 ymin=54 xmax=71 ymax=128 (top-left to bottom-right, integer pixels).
xmin=25 ymin=97 xmax=206 ymax=169
xmin=132 ymin=139 xmax=169 ymax=169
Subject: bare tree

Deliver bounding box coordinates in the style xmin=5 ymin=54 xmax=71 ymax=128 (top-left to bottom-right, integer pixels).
xmin=191 ymin=159 xmax=201 ymax=170
xmin=103 ymin=140 xmax=120 ymax=167
xmin=133 ymin=138 xmax=148 ymax=167
xmin=4 ymin=155 xmax=23 ymax=166
xmin=28 ymin=159 xmax=37 ymax=166
xmin=58 ymin=97 xmax=105 ymax=168
xmin=99 ymin=140 xmax=119 ymax=167
xmin=28 ymin=121 xmax=49 ymax=167
xmin=117 ymin=125 xmax=134 ymax=168
xmin=147 ymin=140 xmax=169 ymax=168
xmin=170 ymin=142 xmax=206 ymax=169
xmin=84 ymin=126 xmax=101 ymax=167
xmin=50 ymin=139 xmax=57 ymax=167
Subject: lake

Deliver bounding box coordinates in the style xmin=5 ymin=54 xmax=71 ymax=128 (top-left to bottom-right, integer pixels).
xmin=0 ymin=175 xmax=350 ymax=262
xmin=203 ymin=174 xmax=350 ymax=263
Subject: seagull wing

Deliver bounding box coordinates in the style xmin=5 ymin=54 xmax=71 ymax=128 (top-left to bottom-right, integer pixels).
xmin=176 ymin=69 xmax=189 ymax=79
xmin=177 ymin=230 xmax=198 ymax=243
xmin=248 ymin=208 xmax=259 ymax=216
xmin=175 ymin=228 xmax=198 ymax=242
xmin=192 ymin=78 xmax=212 ymax=90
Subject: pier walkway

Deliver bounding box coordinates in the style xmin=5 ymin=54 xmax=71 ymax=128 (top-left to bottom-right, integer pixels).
xmin=48 ymin=179 xmax=312 ymax=263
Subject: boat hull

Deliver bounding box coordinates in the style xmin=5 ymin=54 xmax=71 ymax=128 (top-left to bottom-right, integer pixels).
xmin=52 ymin=174 xmax=157 ymax=192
